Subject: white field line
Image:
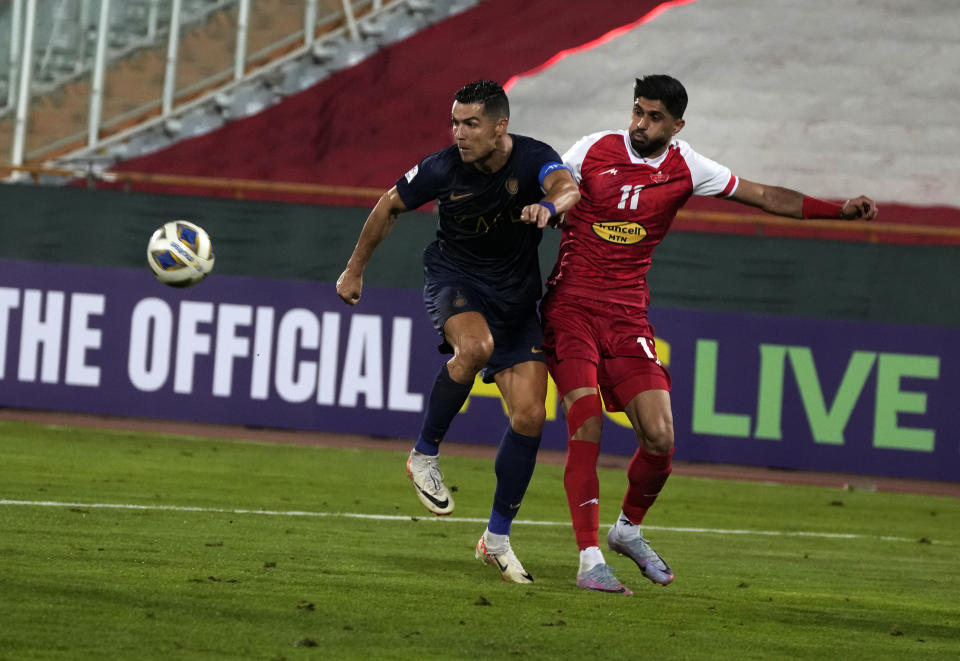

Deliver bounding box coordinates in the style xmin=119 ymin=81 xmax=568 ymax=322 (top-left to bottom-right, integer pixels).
xmin=0 ymin=498 xmax=927 ymax=544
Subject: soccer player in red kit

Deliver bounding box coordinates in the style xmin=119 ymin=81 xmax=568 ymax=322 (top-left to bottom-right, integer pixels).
xmin=541 ymin=75 xmax=878 ymax=594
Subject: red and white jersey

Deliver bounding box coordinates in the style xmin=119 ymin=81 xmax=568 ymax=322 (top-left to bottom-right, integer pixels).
xmin=547 ymin=130 xmax=738 ymax=310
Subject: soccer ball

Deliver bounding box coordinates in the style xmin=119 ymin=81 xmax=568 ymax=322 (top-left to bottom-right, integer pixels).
xmin=146 ymin=220 xmax=215 ymax=287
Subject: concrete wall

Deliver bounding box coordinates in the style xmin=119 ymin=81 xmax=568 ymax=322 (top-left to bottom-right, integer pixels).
xmin=8 ymin=183 xmax=960 ymax=327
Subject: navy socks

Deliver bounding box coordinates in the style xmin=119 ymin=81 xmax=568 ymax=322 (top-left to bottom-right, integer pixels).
xmin=413 ymin=364 xmax=541 ymax=537
xmin=488 ymin=427 xmax=541 ymax=535
xmin=413 ymin=364 xmax=473 ymax=456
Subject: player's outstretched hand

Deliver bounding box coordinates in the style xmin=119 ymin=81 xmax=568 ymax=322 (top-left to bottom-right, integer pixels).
xmin=841 ymin=196 xmax=879 ymax=221
xmin=521 ymin=202 xmax=555 ymax=229
xmin=336 ymin=269 xmax=363 ymax=305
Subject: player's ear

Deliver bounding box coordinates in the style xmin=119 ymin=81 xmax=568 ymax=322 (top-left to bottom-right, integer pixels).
xmin=672 ymin=118 xmax=685 ymax=135
xmin=495 ymin=116 xmax=508 ymax=134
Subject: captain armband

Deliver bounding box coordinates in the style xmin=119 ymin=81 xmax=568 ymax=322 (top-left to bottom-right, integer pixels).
xmin=538 ymin=161 xmax=570 ymax=186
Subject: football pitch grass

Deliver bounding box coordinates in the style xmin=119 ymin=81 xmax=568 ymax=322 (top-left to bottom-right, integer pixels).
xmin=1 ymin=420 xmax=958 ymax=660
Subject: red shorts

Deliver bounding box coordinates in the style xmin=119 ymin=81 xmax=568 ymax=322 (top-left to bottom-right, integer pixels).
xmin=541 ymin=292 xmax=671 ymax=412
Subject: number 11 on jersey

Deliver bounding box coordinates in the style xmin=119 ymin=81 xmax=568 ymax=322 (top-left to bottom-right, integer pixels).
xmin=618 ymin=184 xmax=646 ymax=210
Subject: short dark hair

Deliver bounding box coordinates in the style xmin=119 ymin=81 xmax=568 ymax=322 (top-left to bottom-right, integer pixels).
xmin=454 ymin=80 xmax=510 ymax=120
xmin=634 ymin=75 xmax=688 ymax=119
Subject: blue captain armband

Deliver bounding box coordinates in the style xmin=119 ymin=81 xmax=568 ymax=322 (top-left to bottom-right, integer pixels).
xmin=539 ymin=201 xmax=556 ymax=216
xmin=538 ymin=161 xmax=570 ymax=187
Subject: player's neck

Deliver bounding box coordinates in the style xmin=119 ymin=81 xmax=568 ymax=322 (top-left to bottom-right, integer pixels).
xmin=631 ymin=143 xmax=669 ymax=161
xmin=473 ymin=134 xmax=513 ymax=174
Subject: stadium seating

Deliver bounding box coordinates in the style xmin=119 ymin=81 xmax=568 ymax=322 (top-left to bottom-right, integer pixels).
xmin=4 ymin=0 xmax=959 ymax=234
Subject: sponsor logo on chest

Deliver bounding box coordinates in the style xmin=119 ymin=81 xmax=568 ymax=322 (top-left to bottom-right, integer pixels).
xmin=591 ymin=221 xmax=648 ymax=245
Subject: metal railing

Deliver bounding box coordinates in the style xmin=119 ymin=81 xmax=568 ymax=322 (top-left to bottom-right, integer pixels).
xmin=2 ymin=0 xmax=237 ymax=116
xmin=3 ymin=0 xmax=412 ymax=168
xmin=4 ymin=164 xmax=958 ymax=245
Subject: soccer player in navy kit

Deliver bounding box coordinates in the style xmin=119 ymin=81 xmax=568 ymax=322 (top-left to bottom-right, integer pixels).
xmin=543 ymin=75 xmax=878 ymax=594
xmin=337 ymin=80 xmax=579 ymax=583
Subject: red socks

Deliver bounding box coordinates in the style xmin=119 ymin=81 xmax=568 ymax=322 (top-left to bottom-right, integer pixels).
xmin=564 ymin=440 xmax=601 ymax=550
xmin=622 ymin=446 xmax=673 ymax=524
xmin=566 ymin=441 xmax=673 ymax=547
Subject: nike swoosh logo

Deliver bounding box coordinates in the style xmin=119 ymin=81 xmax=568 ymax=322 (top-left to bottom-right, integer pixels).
xmin=415 ymin=486 xmax=449 ymax=509
xmin=579 ymin=498 xmax=599 ymax=507
xmin=494 ymin=556 xmax=508 ymax=572
xmin=449 ymin=192 xmax=473 ymax=201
xmin=530 ymin=347 xmax=543 ymax=354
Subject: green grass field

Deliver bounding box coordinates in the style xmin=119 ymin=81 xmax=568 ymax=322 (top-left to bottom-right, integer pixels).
xmin=1 ymin=419 xmax=958 ymax=660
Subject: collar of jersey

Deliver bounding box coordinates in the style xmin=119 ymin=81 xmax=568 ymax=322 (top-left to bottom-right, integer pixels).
xmin=620 ymin=131 xmax=674 ymax=168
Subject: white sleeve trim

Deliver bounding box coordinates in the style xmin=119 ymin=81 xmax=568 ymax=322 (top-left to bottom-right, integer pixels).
xmin=675 ymin=139 xmax=737 ymax=197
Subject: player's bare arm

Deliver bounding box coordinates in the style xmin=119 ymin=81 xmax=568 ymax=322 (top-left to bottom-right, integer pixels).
xmin=336 ymin=186 xmax=408 ymax=305
xmin=519 ymin=168 xmax=581 ymax=229
xmin=729 ymin=178 xmax=879 ymax=221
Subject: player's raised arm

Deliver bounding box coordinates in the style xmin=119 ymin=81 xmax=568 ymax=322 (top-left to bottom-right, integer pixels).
xmin=728 ymin=178 xmax=878 ymax=221
xmin=336 ymin=186 xmax=409 ymax=305
xmin=520 ymin=167 xmax=581 ymax=229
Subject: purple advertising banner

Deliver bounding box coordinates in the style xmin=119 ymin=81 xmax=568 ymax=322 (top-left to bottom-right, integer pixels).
xmin=1 ymin=259 xmax=957 ymax=482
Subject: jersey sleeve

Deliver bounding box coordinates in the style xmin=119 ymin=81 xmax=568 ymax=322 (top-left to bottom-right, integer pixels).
xmin=561 ymin=133 xmax=602 ymax=184
xmin=519 ymin=139 xmax=566 ymax=193
xmin=395 ymin=151 xmax=446 ymax=210
xmin=676 ymin=140 xmax=739 ymax=197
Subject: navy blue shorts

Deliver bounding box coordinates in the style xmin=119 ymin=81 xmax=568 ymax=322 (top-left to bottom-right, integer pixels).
xmin=422 ymin=246 xmax=546 ymax=383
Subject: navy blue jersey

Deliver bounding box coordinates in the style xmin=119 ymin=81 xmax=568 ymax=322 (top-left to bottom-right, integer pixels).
xmin=396 ymin=134 xmax=565 ymax=306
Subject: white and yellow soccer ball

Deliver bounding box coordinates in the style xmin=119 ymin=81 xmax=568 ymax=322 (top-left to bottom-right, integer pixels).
xmin=146 ymin=220 xmax=215 ymax=287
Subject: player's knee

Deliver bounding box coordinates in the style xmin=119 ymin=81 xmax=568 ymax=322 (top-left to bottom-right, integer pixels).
xmin=571 ymin=415 xmax=602 ymax=442
xmin=565 ymin=393 xmax=603 ymax=442
xmin=510 ymin=403 xmax=546 ymax=436
xmin=640 ymin=420 xmax=674 ymax=454
xmin=453 ymin=337 xmax=493 ymax=374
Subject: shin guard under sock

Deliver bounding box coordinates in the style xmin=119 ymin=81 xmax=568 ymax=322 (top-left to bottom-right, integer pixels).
xmin=414 ymin=364 xmax=473 ymax=455
xmin=564 ymin=439 xmax=602 ymax=550
xmin=488 ymin=427 xmax=541 ymax=535
xmin=621 ymin=446 xmax=673 ymax=524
